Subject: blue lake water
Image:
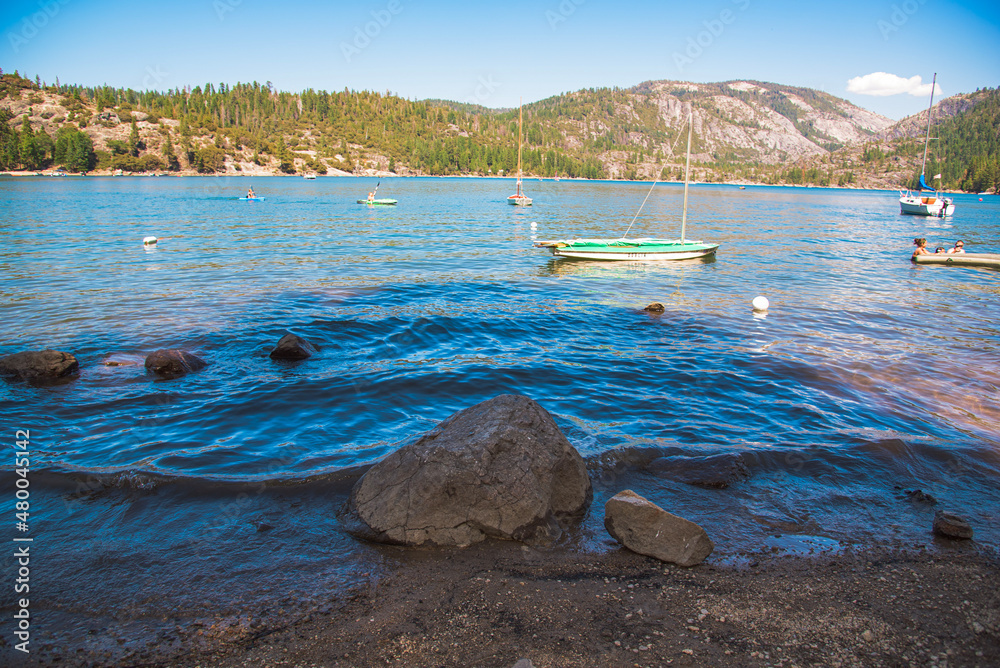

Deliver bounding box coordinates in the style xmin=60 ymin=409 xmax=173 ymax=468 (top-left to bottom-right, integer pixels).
xmin=1 ymin=175 xmax=999 ymax=660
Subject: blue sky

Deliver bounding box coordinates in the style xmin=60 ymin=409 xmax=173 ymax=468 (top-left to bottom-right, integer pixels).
xmin=2 ymin=0 xmax=998 ymax=120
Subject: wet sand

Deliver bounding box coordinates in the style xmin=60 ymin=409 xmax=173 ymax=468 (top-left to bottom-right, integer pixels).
xmin=41 ymin=541 xmax=997 ymax=668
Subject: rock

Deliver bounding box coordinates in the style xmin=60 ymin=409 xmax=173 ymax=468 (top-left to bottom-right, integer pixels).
xmin=269 ymin=333 xmax=316 ymax=361
xmin=0 ymin=350 xmax=79 ymax=382
xmin=345 ymin=394 xmax=592 ymax=547
xmin=904 ymin=488 xmax=937 ymax=504
xmin=649 ymin=453 xmax=751 ymax=488
xmin=604 ymin=490 xmax=714 ymax=567
xmin=512 ymin=660 xmax=535 ymax=668
xmin=644 ymin=302 xmax=665 ymax=312
xmin=144 ymin=349 xmax=207 ymax=378
xmin=932 ymin=511 xmax=973 ymax=539
xmin=101 ymin=354 xmax=142 ymax=367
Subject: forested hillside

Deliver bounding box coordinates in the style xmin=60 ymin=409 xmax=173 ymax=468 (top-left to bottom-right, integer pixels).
xmin=1 ymin=67 xmax=997 ymax=193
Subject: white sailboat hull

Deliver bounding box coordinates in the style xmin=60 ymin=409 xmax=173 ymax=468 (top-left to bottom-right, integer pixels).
xmin=537 ymin=239 xmax=719 ymax=261
xmin=900 ymin=192 xmax=955 ymax=216
xmin=551 ymin=246 xmax=717 ymax=261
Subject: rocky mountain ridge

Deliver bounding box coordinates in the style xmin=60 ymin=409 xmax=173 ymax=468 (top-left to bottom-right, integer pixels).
xmin=1 ymin=72 xmax=992 ymax=191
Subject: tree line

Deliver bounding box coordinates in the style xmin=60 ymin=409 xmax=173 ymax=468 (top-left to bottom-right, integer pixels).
xmin=1 ymin=67 xmax=997 ymax=192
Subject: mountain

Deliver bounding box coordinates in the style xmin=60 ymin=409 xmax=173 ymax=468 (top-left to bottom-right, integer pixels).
xmin=547 ymin=79 xmax=894 ymax=182
xmin=875 ymin=93 xmax=980 ymax=142
xmin=839 ymin=87 xmax=1000 ymax=192
xmin=1 ymin=69 xmax=995 ymax=192
xmin=631 ymin=79 xmax=893 ymax=158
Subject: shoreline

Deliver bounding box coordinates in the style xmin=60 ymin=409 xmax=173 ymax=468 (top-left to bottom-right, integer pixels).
xmin=0 ymin=169 xmax=981 ymax=195
xmin=32 ymin=541 xmax=997 ymax=668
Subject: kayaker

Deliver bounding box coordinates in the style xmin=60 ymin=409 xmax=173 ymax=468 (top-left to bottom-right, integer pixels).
xmin=367 ymin=191 xmax=375 ymax=203
xmin=247 ymin=186 xmax=255 ymax=198
xmin=912 ymin=238 xmax=929 ymax=256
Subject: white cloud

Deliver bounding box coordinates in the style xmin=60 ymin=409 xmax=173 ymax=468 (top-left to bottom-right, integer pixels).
xmin=846 ymin=72 xmax=942 ymax=97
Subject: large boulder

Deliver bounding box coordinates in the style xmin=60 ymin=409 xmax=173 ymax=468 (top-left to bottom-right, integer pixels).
xmin=269 ymin=333 xmax=316 ymax=361
xmin=345 ymin=394 xmax=592 ymax=547
xmin=0 ymin=350 xmax=79 ymax=382
xmin=144 ymin=349 xmax=207 ymax=378
xmin=604 ymin=490 xmax=714 ymax=567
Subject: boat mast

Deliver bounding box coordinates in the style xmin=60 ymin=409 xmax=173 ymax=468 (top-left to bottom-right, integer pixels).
xmin=919 ymin=73 xmax=937 ymax=182
xmin=681 ymin=110 xmax=693 ymax=244
xmin=517 ymin=99 xmax=524 ymax=197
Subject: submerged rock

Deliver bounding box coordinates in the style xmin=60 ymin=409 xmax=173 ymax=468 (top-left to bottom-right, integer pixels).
xmin=345 ymin=394 xmax=592 ymax=547
xmin=144 ymin=349 xmax=207 ymax=378
xmin=933 ymin=511 xmax=973 ymax=540
xmin=649 ymin=453 xmax=751 ymax=488
xmin=644 ymin=302 xmax=665 ymax=313
xmin=604 ymin=489 xmax=714 ymax=567
xmin=0 ymin=350 xmax=79 ymax=382
xmin=269 ymin=333 xmax=316 ymax=361
xmin=904 ymin=488 xmax=937 ymax=505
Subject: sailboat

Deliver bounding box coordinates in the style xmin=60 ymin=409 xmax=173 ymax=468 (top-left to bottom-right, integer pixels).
xmin=534 ymin=111 xmax=719 ymax=261
xmin=507 ymin=99 xmax=532 ymax=206
xmin=899 ymin=73 xmax=955 ymax=217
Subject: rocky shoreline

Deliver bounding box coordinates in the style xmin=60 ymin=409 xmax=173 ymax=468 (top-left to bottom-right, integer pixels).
xmin=0 ymin=168 xmax=978 ymax=194
xmin=26 ymin=543 xmax=997 ymax=668
xmin=5 ymin=349 xmax=995 ymax=667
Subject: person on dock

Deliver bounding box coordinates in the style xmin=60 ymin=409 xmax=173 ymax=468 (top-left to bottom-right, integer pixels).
xmin=912 ymin=238 xmax=929 ymax=256
xmin=948 ymin=240 xmax=965 ymax=254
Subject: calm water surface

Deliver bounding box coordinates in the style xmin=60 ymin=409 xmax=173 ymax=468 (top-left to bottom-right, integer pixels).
xmin=1 ymin=176 xmax=998 ymax=659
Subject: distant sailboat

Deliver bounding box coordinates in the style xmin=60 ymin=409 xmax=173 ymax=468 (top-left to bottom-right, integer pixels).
xmin=535 ymin=111 xmax=719 ymax=261
xmin=899 ymin=73 xmax=955 ymax=217
xmin=507 ymin=99 xmax=532 ymax=206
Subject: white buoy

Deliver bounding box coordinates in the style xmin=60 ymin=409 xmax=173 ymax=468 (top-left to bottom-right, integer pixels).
xmin=530 ymin=221 xmax=537 ymax=228
xmin=752 ymin=296 xmax=769 ymax=312
xmin=143 ymin=236 xmax=158 ymax=246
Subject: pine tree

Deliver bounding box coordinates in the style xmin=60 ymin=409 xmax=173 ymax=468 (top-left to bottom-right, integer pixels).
xmin=128 ymin=119 xmax=141 ymax=157
xmin=18 ymin=115 xmax=41 ymax=170
xmin=161 ymin=133 xmax=180 ymax=171
xmin=54 ymin=126 xmax=95 ymax=172
xmin=0 ymin=108 xmax=18 ymax=169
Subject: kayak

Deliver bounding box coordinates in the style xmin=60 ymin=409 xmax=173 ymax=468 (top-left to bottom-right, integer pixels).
xmin=239 ymin=196 xmax=265 ymax=201
xmin=357 ymin=198 xmax=397 ymax=205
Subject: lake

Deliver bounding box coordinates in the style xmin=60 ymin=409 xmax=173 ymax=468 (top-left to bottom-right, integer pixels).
xmin=1 ymin=175 xmax=998 ymax=659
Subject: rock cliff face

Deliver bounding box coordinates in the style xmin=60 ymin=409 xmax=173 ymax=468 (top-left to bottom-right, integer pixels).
xmin=874 ymin=94 xmax=979 ymax=141
xmin=618 ymin=80 xmax=896 ymax=164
